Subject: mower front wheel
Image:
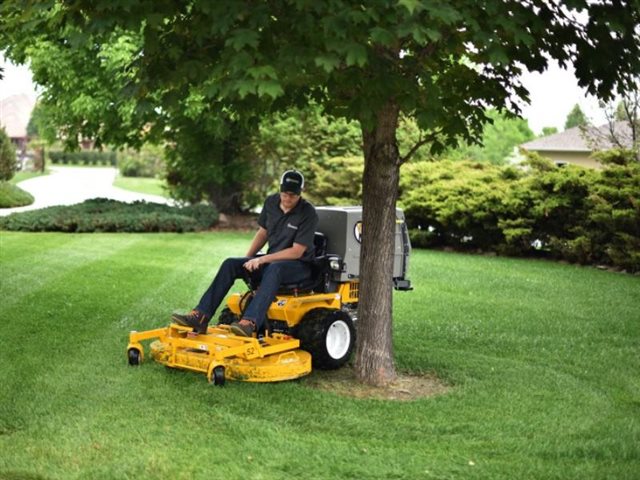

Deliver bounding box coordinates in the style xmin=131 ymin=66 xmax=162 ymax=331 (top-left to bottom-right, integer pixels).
xmin=209 ymin=365 xmax=226 ymax=386
xmin=295 ymin=309 xmax=355 ymax=370
xmin=127 ymin=348 xmax=141 ymax=366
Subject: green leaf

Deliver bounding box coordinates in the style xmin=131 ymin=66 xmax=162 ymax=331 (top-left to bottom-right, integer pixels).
xmin=314 ymin=54 xmax=341 ymax=73
xmin=247 ymin=65 xmax=278 ymax=80
xmin=68 ymin=30 xmax=89 ymax=49
xmin=488 ymin=46 xmax=509 ymax=65
xmin=424 ymin=28 xmax=442 ymax=42
xmin=398 ymin=0 xmax=421 ymax=15
xmin=428 ymin=4 xmax=462 ymax=24
xmin=224 ymin=29 xmax=260 ymax=52
xmin=257 ymin=80 xmax=284 ymax=99
xmin=345 ymin=43 xmax=367 ymax=67
xmin=229 ymin=51 xmax=254 ymax=73
xmin=513 ymin=30 xmax=534 ymax=47
xmin=370 ymin=27 xmax=396 ymax=46
xmin=234 ymin=80 xmax=257 ymax=99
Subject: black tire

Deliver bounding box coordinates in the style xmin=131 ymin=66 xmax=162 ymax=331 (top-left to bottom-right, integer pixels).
xmin=218 ymin=307 xmax=238 ymax=325
xmin=212 ymin=366 xmax=225 ymax=386
xmin=127 ymin=348 xmax=141 ymax=366
xmin=294 ymin=308 xmax=356 ymax=370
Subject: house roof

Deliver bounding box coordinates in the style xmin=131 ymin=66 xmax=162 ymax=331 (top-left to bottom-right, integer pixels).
xmin=0 ymin=94 xmax=35 ymax=139
xmin=521 ymin=121 xmax=635 ymax=152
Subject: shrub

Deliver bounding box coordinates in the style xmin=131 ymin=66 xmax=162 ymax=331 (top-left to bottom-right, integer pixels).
xmin=308 ymin=156 xmax=364 ymax=205
xmin=49 ymin=151 xmax=117 ymax=166
xmin=523 ymin=159 xmax=599 ymax=261
xmin=400 ymin=160 xmax=522 ymax=251
xmin=399 ymin=156 xmax=640 ymax=272
xmin=0 ymin=182 xmax=35 ymax=208
xmin=585 ymin=150 xmax=640 ymax=271
xmin=0 ymin=198 xmax=218 ymax=233
xmin=408 ymin=228 xmax=440 ymax=249
xmin=117 ymin=145 xmax=165 ymax=178
xmin=0 ymin=127 xmax=17 ymax=181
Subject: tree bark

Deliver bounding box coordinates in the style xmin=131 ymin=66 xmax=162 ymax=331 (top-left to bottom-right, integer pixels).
xmin=355 ymin=100 xmax=401 ymax=386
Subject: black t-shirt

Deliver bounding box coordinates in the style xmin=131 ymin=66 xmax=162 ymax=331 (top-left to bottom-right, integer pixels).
xmin=257 ymin=193 xmax=319 ymax=262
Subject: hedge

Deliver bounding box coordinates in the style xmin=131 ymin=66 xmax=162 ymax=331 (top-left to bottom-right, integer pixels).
xmin=49 ymin=151 xmax=117 ymax=166
xmin=400 ymin=150 xmax=640 ymax=272
xmin=0 ymin=198 xmax=218 ymax=233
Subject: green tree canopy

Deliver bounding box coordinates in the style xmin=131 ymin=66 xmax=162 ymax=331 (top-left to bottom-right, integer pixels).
xmin=565 ymin=104 xmax=589 ymax=129
xmin=27 ymin=101 xmax=58 ymax=142
xmin=445 ymin=110 xmax=534 ymax=164
xmin=2 ymin=0 xmax=639 ymax=386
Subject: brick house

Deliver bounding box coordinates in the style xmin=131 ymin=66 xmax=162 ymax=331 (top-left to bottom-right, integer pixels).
xmin=0 ymin=93 xmax=35 ymax=156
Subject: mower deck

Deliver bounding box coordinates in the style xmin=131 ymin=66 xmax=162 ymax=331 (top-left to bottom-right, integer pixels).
xmin=127 ymin=324 xmax=311 ymax=385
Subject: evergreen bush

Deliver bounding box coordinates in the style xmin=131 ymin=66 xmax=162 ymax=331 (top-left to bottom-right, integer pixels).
xmin=0 ymin=127 xmax=17 ymax=181
xmin=0 ymin=198 xmax=218 ymax=233
xmin=400 ymin=154 xmax=640 ymax=272
xmin=309 ymin=156 xmax=364 ymax=205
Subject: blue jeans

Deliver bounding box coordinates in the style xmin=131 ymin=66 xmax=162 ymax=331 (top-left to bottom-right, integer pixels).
xmin=196 ymin=257 xmax=312 ymax=330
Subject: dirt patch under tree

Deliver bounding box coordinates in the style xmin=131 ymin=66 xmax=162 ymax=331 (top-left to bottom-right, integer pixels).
xmin=304 ymin=365 xmax=450 ymax=401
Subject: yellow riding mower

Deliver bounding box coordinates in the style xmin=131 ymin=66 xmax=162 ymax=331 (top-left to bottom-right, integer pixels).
xmin=126 ymin=207 xmax=412 ymax=386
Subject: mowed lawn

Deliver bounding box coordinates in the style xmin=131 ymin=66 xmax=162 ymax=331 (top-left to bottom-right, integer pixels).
xmin=0 ymin=231 xmax=638 ymax=480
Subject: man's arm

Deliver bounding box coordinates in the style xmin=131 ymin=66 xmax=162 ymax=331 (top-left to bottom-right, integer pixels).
xmin=245 ymin=227 xmax=268 ymax=257
xmin=244 ymin=242 xmax=307 ymax=271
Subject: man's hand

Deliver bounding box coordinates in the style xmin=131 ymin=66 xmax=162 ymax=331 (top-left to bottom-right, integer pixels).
xmin=244 ymin=242 xmax=306 ymax=272
xmin=243 ymin=257 xmax=263 ymax=272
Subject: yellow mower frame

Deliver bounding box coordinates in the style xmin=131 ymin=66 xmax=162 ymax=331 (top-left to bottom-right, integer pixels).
xmin=127 ymin=324 xmax=311 ymax=385
xmin=225 ymin=281 xmax=358 ymax=326
xmin=126 ymin=282 xmax=359 ymax=385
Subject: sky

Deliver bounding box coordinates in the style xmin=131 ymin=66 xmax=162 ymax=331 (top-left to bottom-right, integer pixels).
xmin=1 ymin=55 xmax=608 ymax=135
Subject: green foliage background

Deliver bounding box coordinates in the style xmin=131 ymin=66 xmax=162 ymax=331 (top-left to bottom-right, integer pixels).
xmin=400 ymin=150 xmax=640 ymax=272
xmin=306 ymin=149 xmax=640 ymax=272
xmin=565 ymin=104 xmax=589 ymax=130
xmin=443 ymin=110 xmax=534 ymax=164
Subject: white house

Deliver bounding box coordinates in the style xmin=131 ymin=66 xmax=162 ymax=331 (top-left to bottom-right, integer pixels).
xmin=520 ymin=121 xmax=636 ymax=168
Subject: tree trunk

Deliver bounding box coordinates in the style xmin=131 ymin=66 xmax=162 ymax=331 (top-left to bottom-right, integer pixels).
xmin=209 ymin=188 xmax=244 ymax=214
xmin=355 ymin=100 xmax=401 ymax=386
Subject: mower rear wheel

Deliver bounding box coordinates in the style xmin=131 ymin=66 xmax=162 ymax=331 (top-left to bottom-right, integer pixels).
xmin=295 ymin=308 xmax=355 ymax=370
xmin=127 ymin=348 xmax=141 ymax=366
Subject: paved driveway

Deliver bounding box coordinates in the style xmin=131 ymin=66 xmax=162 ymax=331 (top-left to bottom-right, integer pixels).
xmin=0 ymin=166 xmax=171 ymax=216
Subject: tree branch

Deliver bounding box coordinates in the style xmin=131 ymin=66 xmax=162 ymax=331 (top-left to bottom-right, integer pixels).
xmin=399 ymin=128 xmax=442 ymax=165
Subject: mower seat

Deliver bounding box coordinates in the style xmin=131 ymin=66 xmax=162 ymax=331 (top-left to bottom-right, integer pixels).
xmin=277 ymin=232 xmax=330 ymax=295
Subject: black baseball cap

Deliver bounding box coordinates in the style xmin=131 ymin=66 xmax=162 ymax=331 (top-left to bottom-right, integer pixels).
xmin=280 ymin=170 xmax=304 ymax=195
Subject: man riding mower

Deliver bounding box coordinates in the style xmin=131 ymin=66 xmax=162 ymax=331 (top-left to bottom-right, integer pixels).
xmin=126 ymin=172 xmax=411 ymax=385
